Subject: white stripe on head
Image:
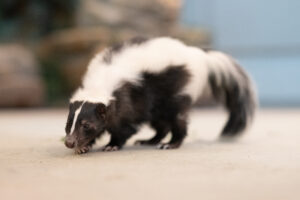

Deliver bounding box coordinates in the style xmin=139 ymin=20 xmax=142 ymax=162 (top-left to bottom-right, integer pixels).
xmin=70 ymin=102 xmax=85 ymax=135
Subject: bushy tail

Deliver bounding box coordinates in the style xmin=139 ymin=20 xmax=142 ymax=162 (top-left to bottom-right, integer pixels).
xmin=207 ymin=51 xmax=257 ymax=138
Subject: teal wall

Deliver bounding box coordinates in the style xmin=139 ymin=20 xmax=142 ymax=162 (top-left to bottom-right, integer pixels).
xmin=181 ymin=0 xmax=300 ymax=106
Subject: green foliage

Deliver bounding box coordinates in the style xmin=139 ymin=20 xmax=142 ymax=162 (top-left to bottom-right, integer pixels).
xmin=39 ymin=58 xmax=69 ymax=106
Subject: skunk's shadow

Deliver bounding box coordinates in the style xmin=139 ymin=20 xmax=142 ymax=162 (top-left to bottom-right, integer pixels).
xmin=49 ymin=137 xmax=243 ymax=158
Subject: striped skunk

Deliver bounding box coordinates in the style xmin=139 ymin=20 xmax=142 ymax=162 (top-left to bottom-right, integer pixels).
xmin=64 ymin=37 xmax=256 ymax=154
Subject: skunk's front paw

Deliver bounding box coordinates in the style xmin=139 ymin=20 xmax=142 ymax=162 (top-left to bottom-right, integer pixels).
xmin=102 ymin=145 xmax=120 ymax=152
xmin=75 ymin=146 xmax=91 ymax=154
xmin=157 ymin=143 xmax=180 ymax=150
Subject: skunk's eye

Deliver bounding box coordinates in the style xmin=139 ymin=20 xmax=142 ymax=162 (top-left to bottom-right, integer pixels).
xmin=82 ymin=123 xmax=90 ymax=130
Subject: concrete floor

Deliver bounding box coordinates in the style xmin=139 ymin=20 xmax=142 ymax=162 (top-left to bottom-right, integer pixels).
xmin=0 ymin=108 xmax=299 ymax=200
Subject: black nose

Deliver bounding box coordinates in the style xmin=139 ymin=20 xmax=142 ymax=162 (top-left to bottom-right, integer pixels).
xmin=65 ymin=136 xmax=75 ymax=148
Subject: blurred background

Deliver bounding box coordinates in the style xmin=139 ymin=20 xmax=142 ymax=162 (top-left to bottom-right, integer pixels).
xmin=0 ymin=0 xmax=299 ymax=108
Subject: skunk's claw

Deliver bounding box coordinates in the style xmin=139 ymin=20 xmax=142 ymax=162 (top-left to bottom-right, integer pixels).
xmin=157 ymin=143 xmax=180 ymax=150
xmin=75 ymin=146 xmax=91 ymax=154
xmin=102 ymin=145 xmax=119 ymax=152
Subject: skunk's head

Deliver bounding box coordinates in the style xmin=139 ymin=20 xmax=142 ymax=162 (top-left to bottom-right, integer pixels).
xmin=64 ymin=101 xmax=107 ymax=150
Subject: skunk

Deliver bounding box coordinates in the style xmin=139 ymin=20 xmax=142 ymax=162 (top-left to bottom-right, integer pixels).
xmin=64 ymin=37 xmax=256 ymax=154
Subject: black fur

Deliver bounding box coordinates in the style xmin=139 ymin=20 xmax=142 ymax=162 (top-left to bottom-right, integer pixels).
xmin=65 ymin=101 xmax=83 ymax=134
xmin=103 ymin=36 xmax=148 ymax=64
xmin=105 ymin=65 xmax=191 ymax=149
xmin=65 ymin=38 xmax=256 ymax=153
xmin=128 ymin=36 xmax=148 ymax=45
xmin=65 ymin=65 xmax=192 ymax=152
xmin=201 ymin=47 xmax=213 ymax=52
xmin=65 ymin=102 xmax=107 ymax=150
xmin=209 ymin=61 xmax=255 ymax=137
xmin=102 ymin=43 xmax=123 ymax=64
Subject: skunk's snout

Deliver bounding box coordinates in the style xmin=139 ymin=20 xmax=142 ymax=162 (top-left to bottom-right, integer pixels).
xmin=65 ymin=135 xmax=76 ymax=149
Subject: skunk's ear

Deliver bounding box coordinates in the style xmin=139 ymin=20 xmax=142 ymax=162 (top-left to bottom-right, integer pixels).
xmin=95 ymin=103 xmax=106 ymax=119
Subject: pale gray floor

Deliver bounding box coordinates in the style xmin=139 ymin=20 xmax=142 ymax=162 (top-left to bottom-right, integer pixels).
xmin=0 ymin=109 xmax=299 ymax=200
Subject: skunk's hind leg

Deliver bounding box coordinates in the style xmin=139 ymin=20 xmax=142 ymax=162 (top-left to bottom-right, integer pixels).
xmin=157 ymin=116 xmax=187 ymax=149
xmin=157 ymin=95 xmax=191 ymax=150
xmin=135 ymin=121 xmax=170 ymax=146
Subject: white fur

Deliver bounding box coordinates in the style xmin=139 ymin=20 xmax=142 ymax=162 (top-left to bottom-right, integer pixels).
xmin=70 ymin=102 xmax=84 ymax=134
xmin=70 ymin=37 xmax=245 ymax=105
xmin=206 ymin=51 xmax=257 ymax=105
xmin=206 ymin=51 xmax=245 ymax=88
